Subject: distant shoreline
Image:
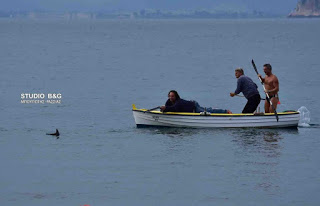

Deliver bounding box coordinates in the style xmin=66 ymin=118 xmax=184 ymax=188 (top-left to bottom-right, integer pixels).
xmin=2 ymin=17 xmax=320 ymax=21
xmin=0 ymin=10 xmax=286 ymax=20
xmin=288 ymin=15 xmax=320 ymax=18
xmin=0 ymin=16 xmax=294 ymax=20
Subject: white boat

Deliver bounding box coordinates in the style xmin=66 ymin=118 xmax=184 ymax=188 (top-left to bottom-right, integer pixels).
xmin=132 ymin=104 xmax=300 ymax=128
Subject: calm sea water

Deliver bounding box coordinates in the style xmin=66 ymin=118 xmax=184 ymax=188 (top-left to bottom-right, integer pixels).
xmin=0 ymin=18 xmax=320 ymax=206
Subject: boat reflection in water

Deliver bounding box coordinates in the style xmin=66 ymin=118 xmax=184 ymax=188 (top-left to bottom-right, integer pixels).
xmin=231 ymin=128 xmax=299 ymax=194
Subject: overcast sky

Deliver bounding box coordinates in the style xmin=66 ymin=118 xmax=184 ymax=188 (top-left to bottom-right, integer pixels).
xmin=0 ymin=0 xmax=298 ymax=14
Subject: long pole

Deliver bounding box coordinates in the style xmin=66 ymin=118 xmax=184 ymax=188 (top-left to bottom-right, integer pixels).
xmin=146 ymin=106 xmax=160 ymax=112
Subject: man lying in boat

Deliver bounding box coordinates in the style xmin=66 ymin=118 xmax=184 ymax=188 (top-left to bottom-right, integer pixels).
xmin=160 ymin=90 xmax=232 ymax=114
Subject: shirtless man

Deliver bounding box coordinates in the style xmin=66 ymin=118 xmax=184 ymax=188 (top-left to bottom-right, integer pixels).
xmin=258 ymin=64 xmax=279 ymax=113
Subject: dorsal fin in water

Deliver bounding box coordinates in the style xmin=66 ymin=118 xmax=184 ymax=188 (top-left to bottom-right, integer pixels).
xmin=46 ymin=129 xmax=60 ymax=136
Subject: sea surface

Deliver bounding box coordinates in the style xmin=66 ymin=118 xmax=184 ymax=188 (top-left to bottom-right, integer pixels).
xmin=0 ymin=18 xmax=320 ymax=206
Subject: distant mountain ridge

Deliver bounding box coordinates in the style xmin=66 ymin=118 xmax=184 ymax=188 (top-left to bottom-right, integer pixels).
xmin=289 ymin=0 xmax=320 ymax=17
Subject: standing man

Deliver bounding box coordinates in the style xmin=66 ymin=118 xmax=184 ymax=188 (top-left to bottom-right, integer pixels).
xmin=230 ymin=68 xmax=261 ymax=113
xmin=257 ymin=64 xmax=279 ymax=113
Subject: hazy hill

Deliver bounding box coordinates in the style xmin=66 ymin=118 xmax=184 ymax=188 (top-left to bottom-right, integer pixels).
xmin=289 ymin=0 xmax=320 ymax=17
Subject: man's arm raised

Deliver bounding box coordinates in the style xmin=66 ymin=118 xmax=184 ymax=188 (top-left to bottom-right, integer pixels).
xmin=257 ymin=74 xmax=265 ymax=83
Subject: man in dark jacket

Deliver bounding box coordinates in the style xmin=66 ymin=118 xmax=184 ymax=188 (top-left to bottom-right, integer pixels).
xmin=161 ymin=90 xmax=195 ymax=113
xmin=160 ymin=90 xmax=231 ymax=113
xmin=230 ymin=68 xmax=261 ymax=113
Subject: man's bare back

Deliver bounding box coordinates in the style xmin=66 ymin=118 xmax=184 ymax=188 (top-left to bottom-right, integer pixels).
xmin=258 ymin=64 xmax=279 ymax=113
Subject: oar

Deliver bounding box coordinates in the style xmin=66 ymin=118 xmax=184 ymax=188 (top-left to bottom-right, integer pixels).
xmin=146 ymin=106 xmax=160 ymax=112
xmin=235 ymin=94 xmax=281 ymax=103
xmin=235 ymin=94 xmax=267 ymax=101
xmin=251 ymin=59 xmax=279 ymax=122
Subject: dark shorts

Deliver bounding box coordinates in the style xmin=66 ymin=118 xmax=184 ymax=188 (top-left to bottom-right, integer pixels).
xmin=266 ymin=94 xmax=279 ymax=101
xmin=242 ymin=94 xmax=261 ymax=113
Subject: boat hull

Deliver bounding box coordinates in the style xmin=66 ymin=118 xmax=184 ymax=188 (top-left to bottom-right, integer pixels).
xmin=133 ymin=110 xmax=300 ymax=128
